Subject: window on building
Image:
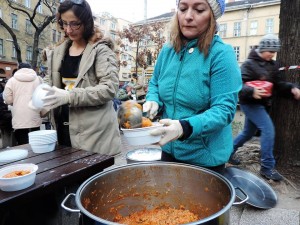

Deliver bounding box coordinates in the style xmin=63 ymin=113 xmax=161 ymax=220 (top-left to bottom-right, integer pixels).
xmin=12 ymin=43 xmax=17 ymax=58
xmin=121 ymin=54 xmax=128 ymax=61
xmin=250 ymin=21 xmax=258 ymax=35
xmin=219 ymin=23 xmax=227 ymax=38
xmin=100 ymin=19 xmax=105 ymax=25
xmin=37 ymin=2 xmax=43 ymax=13
xmin=25 ymin=0 xmax=31 ymax=8
xmin=233 ymin=46 xmax=240 ymax=61
xmin=0 ymin=39 xmax=3 ymax=56
xmin=147 ymin=52 xmax=152 ymax=66
xmin=140 ymin=39 xmax=148 ymax=46
xmin=52 ymin=29 xmax=57 ymax=42
xmin=265 ymin=18 xmax=274 ymax=34
xmin=233 ymin=22 xmax=241 ymax=37
xmin=26 ymin=46 xmax=33 ymax=61
xmin=11 ymin=13 xmax=18 ymax=29
xmin=37 ymin=48 xmax=42 ymax=64
xmin=57 ymin=32 xmax=62 ymax=42
xmin=110 ymin=22 xmax=116 ymax=30
xmin=110 ymin=32 xmax=116 ymax=40
xmin=249 ymin=45 xmax=258 ymax=51
xmin=26 ymin=19 xmax=32 ymax=34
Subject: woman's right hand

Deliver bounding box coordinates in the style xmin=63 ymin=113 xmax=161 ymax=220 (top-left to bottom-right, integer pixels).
xmin=143 ymin=101 xmax=159 ymax=119
xmin=253 ymin=87 xmax=267 ymax=99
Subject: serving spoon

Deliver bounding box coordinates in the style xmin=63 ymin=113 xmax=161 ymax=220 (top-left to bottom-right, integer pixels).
xmin=117 ymin=100 xmax=143 ymax=129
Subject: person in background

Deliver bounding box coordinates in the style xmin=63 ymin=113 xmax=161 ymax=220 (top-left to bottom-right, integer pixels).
xmin=116 ymin=83 xmax=135 ymax=101
xmin=3 ymin=63 xmax=42 ymax=145
xmin=230 ymin=34 xmax=300 ymax=181
xmin=132 ymin=73 xmax=146 ymax=101
xmin=0 ymin=78 xmax=13 ymax=148
xmin=42 ymin=0 xmax=121 ymax=155
xmin=143 ymin=0 xmax=242 ymax=174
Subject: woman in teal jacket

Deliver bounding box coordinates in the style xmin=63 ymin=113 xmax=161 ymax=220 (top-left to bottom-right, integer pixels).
xmin=143 ymin=0 xmax=242 ymax=173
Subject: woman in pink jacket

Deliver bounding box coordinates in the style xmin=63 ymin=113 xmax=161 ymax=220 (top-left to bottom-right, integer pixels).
xmin=3 ymin=63 xmax=43 ymax=145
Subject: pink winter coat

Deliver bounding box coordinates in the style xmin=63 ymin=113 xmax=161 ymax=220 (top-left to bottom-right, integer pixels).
xmin=4 ymin=68 xmax=43 ymax=129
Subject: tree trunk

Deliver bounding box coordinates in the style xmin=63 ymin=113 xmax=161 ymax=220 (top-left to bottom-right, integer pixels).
xmin=271 ymin=0 xmax=300 ymax=176
xmin=32 ymin=31 xmax=41 ymax=70
xmin=0 ymin=18 xmax=22 ymax=63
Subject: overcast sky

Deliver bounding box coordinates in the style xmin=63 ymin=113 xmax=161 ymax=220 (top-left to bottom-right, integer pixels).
xmin=86 ymin=0 xmax=176 ymax=22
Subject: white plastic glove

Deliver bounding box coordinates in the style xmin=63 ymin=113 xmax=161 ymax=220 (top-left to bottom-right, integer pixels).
xmin=42 ymin=86 xmax=70 ymax=109
xmin=143 ymin=101 xmax=159 ymax=119
xmin=292 ymin=87 xmax=300 ymax=100
xmin=150 ymin=119 xmax=183 ymax=146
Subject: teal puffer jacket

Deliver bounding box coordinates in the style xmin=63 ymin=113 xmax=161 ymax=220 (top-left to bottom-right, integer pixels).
xmin=146 ymin=35 xmax=242 ymax=167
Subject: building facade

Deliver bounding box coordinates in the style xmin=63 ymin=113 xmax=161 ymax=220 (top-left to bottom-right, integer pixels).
xmin=0 ymin=0 xmax=61 ymax=78
xmin=219 ymin=0 xmax=280 ymax=64
xmin=129 ymin=0 xmax=280 ymax=84
xmin=94 ymin=12 xmax=133 ymax=83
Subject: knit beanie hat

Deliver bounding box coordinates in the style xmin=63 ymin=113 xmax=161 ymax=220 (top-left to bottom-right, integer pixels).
xmin=176 ymin=0 xmax=225 ymax=20
xmin=18 ymin=62 xmax=32 ymax=69
xmin=258 ymin=34 xmax=281 ymax=53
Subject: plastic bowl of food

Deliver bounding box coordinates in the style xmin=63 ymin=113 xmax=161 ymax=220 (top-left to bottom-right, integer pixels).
xmin=121 ymin=122 xmax=164 ymax=146
xmin=126 ymin=148 xmax=162 ymax=164
xmin=0 ymin=163 xmax=38 ymax=192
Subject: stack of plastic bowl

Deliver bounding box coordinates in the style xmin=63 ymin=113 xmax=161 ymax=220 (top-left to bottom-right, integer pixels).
xmin=29 ymin=130 xmax=57 ymax=153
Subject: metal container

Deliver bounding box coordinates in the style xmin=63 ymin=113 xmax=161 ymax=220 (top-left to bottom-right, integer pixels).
xmin=126 ymin=148 xmax=162 ymax=164
xmin=62 ymin=162 xmax=245 ymax=225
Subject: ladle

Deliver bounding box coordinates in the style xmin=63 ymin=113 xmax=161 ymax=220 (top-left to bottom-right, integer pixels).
xmin=117 ymin=101 xmax=143 ymax=129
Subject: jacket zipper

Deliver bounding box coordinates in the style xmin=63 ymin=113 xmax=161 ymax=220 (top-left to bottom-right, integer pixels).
xmin=171 ymin=45 xmax=188 ymax=155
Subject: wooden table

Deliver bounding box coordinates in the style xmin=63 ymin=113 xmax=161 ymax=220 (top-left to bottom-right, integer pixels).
xmin=0 ymin=144 xmax=114 ymax=209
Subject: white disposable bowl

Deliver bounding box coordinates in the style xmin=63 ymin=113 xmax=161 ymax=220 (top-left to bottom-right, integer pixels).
xmin=28 ymin=130 xmax=57 ymax=144
xmin=121 ymin=122 xmax=163 ymax=146
xmin=30 ymin=142 xmax=56 ymax=153
xmin=29 ymin=130 xmax=57 ymax=137
xmin=0 ymin=163 xmax=38 ymax=192
xmin=126 ymin=148 xmax=162 ymax=164
xmin=32 ymin=83 xmax=52 ymax=109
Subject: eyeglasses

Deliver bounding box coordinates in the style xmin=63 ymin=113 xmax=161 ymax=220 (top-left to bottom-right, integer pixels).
xmin=61 ymin=20 xmax=82 ymax=30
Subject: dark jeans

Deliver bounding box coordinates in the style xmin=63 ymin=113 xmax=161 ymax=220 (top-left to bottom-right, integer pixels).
xmin=161 ymin=151 xmax=225 ymax=174
xmin=233 ymin=104 xmax=275 ymax=170
xmin=14 ymin=127 xmax=40 ymax=145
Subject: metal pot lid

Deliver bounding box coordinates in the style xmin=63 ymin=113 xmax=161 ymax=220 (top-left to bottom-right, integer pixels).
xmin=222 ymin=166 xmax=277 ymax=209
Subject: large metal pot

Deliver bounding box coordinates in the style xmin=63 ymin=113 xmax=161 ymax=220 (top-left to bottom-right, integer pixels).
xmin=62 ymin=162 xmax=244 ymax=225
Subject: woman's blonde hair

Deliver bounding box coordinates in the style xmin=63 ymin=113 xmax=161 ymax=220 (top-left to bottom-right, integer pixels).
xmin=169 ymin=9 xmax=217 ymax=57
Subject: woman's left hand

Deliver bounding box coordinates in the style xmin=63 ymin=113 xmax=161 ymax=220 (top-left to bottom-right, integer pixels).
xmin=291 ymin=87 xmax=300 ymax=100
xmin=149 ymin=119 xmax=183 ymax=146
xmin=42 ymin=86 xmax=70 ymax=109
